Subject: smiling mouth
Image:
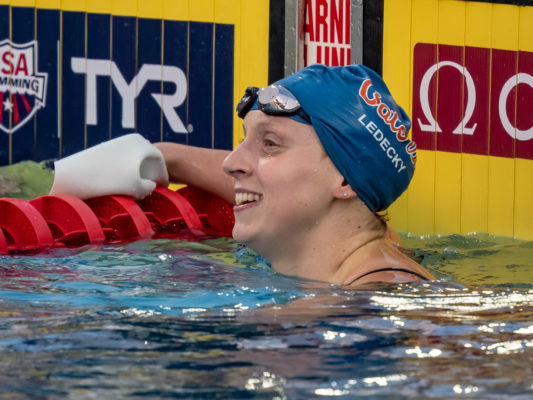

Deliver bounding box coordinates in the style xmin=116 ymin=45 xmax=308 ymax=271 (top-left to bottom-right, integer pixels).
xmin=235 ymin=192 xmax=263 ymax=206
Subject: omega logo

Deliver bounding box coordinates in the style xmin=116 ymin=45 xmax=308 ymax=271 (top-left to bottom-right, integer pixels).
xmin=417 ymin=61 xmax=477 ymax=136
xmin=499 ymin=72 xmax=533 ymax=141
xmin=412 ymin=43 xmax=533 ymax=159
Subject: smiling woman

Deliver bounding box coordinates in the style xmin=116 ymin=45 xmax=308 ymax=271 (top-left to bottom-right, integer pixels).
xmin=155 ymin=64 xmax=434 ymax=286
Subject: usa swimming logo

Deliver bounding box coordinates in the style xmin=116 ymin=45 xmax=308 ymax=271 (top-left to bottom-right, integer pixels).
xmin=0 ymin=39 xmax=48 ymax=134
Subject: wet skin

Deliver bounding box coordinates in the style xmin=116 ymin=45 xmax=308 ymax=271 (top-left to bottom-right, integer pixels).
xmin=223 ymin=110 xmax=343 ymax=259
xmin=222 ymin=111 xmax=434 ymax=285
xmin=155 ymin=112 xmax=434 ymax=285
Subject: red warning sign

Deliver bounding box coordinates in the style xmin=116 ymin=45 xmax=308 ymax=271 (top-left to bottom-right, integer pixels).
xmin=304 ymin=0 xmax=351 ymax=66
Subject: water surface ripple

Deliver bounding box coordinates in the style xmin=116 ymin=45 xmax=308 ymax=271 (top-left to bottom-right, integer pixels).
xmin=0 ymin=236 xmax=531 ymax=399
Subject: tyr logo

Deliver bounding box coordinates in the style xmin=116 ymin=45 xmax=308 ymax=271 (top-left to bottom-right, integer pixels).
xmin=71 ymin=58 xmax=189 ymax=133
xmin=0 ymin=40 xmax=48 ymax=134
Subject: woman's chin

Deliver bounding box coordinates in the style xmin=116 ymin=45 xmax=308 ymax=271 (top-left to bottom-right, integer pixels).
xmin=232 ymin=227 xmax=267 ymax=254
xmin=231 ymin=225 xmax=252 ymax=244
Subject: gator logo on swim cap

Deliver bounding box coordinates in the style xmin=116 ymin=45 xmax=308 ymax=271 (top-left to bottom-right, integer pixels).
xmin=359 ymin=79 xmax=417 ymax=164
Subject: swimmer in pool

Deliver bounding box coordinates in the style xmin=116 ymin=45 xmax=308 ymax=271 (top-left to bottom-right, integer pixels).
xmin=155 ymin=64 xmax=434 ymax=286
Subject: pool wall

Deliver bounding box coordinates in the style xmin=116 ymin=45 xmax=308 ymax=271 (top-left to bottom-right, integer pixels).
xmin=0 ymin=0 xmax=269 ymax=162
xmin=382 ymin=0 xmax=533 ymax=240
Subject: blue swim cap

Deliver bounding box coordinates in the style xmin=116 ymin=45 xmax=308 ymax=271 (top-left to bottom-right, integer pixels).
xmin=273 ymin=64 xmax=417 ymax=212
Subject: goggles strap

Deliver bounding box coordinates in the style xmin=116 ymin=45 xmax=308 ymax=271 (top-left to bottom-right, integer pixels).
xmin=236 ymin=86 xmax=259 ymax=119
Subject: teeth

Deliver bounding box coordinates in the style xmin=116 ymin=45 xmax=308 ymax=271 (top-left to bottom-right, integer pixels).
xmin=235 ymin=192 xmax=262 ymax=205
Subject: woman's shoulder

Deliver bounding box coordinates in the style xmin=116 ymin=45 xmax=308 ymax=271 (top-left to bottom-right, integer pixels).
xmin=341 ymin=239 xmax=435 ymax=287
xmin=348 ymin=266 xmax=432 ymax=286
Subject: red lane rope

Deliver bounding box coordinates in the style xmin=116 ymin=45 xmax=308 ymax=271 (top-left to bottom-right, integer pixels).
xmin=30 ymin=195 xmax=106 ymax=246
xmin=0 ymin=226 xmax=8 ymax=254
xmin=0 ymin=186 xmax=234 ymax=253
xmin=0 ymin=198 xmax=55 ymax=251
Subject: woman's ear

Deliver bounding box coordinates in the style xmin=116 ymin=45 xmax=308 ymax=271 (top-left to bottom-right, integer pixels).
xmin=333 ymin=179 xmax=357 ymax=199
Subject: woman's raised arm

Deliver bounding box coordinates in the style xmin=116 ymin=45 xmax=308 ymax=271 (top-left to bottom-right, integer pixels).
xmin=154 ymin=142 xmax=235 ymax=205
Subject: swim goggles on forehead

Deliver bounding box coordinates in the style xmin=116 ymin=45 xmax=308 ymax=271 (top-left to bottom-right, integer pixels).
xmin=236 ymin=85 xmax=301 ymax=119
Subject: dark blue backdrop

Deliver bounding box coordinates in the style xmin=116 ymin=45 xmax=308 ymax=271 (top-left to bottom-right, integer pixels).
xmin=0 ymin=7 xmax=234 ymax=165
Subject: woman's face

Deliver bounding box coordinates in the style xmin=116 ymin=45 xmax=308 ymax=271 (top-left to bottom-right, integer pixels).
xmin=222 ymin=110 xmax=342 ymax=256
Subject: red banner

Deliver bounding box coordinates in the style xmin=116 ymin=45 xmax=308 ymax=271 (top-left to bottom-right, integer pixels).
xmin=412 ymin=43 xmax=533 ymax=160
xmin=304 ymin=0 xmax=351 ymax=66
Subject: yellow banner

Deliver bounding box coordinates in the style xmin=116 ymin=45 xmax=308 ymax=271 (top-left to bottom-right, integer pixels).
xmin=384 ymin=0 xmax=533 ymax=240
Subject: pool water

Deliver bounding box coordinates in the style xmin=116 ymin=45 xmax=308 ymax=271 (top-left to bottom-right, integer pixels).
xmin=0 ymin=233 xmax=531 ymax=399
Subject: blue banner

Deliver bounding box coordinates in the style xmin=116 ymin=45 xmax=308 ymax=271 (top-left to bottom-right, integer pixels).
xmin=0 ymin=9 xmax=234 ymax=164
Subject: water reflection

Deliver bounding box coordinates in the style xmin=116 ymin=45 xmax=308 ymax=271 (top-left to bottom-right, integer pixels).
xmin=0 ymin=235 xmax=532 ymax=398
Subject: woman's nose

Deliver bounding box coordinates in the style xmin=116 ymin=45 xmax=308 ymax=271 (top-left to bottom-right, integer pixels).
xmin=222 ymin=142 xmax=251 ymax=178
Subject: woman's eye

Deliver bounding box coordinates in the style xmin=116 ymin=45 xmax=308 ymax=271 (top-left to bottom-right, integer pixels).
xmin=264 ymin=139 xmax=278 ymax=148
